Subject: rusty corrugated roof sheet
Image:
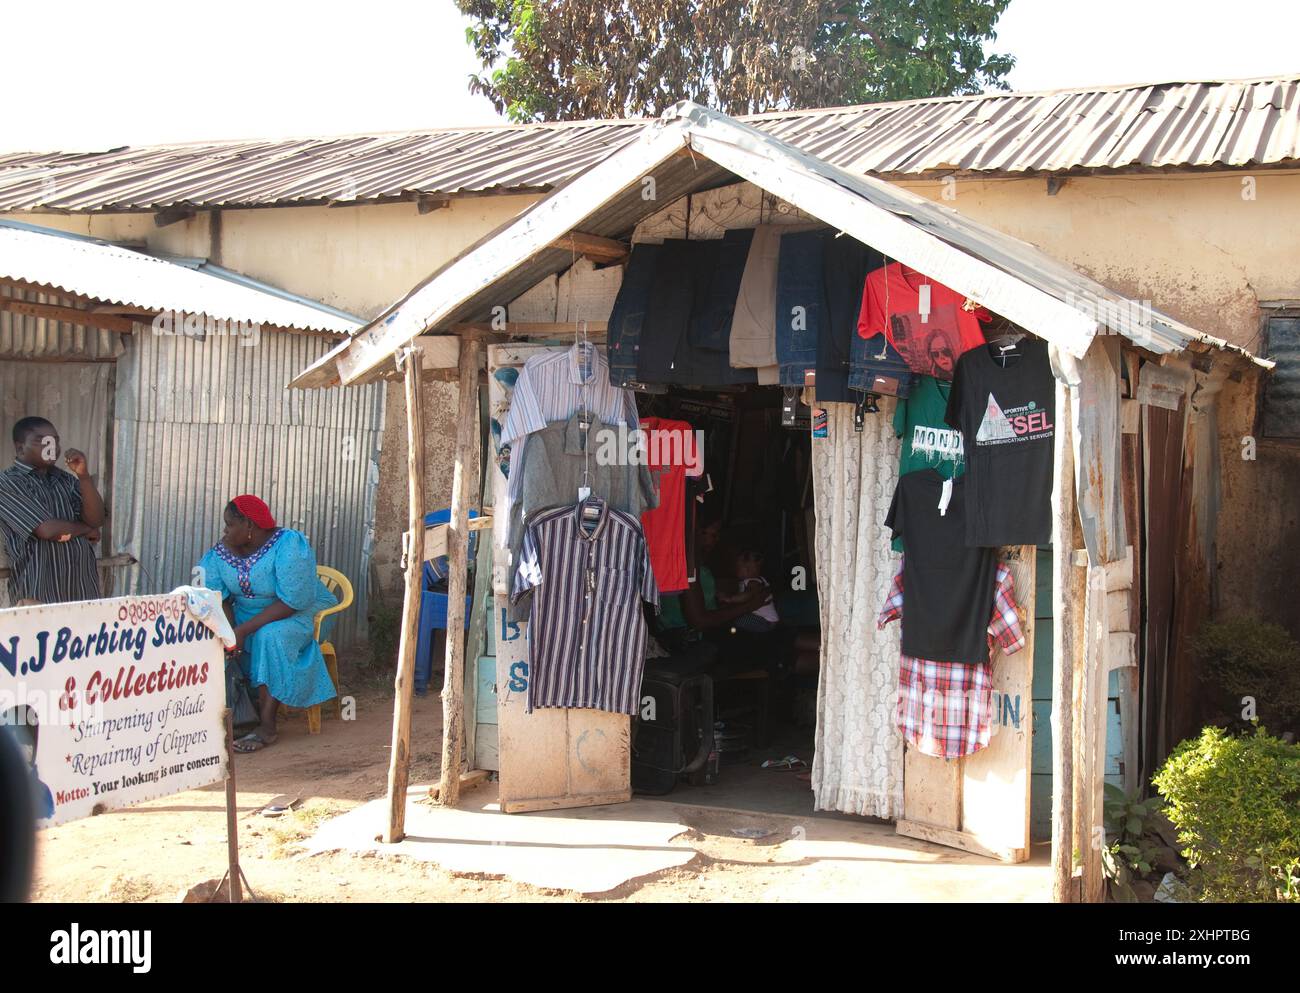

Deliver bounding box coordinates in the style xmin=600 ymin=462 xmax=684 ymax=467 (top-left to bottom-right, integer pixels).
xmin=2 ymin=76 xmax=1298 ymax=213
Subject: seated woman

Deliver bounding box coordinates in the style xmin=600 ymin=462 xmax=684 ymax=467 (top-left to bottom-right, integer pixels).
xmin=657 ymin=514 xmax=772 ymax=671
xmin=197 ymin=494 xmax=337 ymax=752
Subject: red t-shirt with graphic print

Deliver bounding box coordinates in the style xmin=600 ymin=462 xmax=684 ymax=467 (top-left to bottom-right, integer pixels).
xmin=857 ymin=263 xmax=991 ymax=380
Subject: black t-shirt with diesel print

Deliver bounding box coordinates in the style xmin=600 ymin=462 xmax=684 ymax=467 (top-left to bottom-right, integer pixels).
xmin=945 ymin=336 xmax=1056 ymax=547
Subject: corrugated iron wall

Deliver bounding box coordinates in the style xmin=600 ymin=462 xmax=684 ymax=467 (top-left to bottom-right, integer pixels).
xmin=113 ymin=325 xmax=385 ymax=644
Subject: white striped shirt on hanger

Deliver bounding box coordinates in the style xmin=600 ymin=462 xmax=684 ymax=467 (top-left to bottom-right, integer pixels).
xmin=500 ymin=342 xmax=642 ymax=546
xmin=500 ymin=344 xmax=639 ymax=448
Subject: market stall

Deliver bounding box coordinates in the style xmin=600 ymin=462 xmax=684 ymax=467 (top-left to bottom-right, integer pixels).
xmin=289 ymin=101 xmax=1269 ymax=902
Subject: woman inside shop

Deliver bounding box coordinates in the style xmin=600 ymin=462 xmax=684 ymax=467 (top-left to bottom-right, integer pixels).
xmin=656 ymin=510 xmax=777 ymax=669
xmin=197 ymin=495 xmax=337 ymax=752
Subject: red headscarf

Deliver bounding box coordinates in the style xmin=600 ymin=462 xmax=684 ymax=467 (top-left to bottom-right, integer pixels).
xmin=232 ymin=494 xmax=276 ymax=530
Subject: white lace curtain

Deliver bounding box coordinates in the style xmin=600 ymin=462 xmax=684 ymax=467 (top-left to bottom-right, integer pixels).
xmin=810 ymin=400 xmax=904 ymax=819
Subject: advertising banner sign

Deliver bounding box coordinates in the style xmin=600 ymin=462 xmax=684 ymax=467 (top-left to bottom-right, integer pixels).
xmin=0 ymin=591 xmax=228 ymax=827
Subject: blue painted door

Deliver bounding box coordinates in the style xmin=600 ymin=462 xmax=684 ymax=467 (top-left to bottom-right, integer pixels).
xmin=1029 ymin=548 xmax=1125 ymax=840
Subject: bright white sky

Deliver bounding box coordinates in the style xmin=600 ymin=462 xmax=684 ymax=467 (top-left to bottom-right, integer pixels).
xmin=3 ymin=0 xmax=1297 ymax=152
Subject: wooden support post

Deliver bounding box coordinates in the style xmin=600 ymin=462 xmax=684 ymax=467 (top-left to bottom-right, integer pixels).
xmin=438 ymin=336 xmax=481 ymax=808
xmin=1080 ymin=565 xmax=1107 ymax=903
xmin=1050 ymin=378 xmax=1077 ymax=902
xmin=219 ymin=708 xmax=255 ymax=902
xmin=224 ymin=710 xmax=242 ymax=904
xmin=383 ymin=348 xmax=427 ymax=844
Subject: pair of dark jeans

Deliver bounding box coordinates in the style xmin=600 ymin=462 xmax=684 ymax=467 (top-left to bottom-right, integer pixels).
xmin=690 ymin=228 xmax=753 ymax=351
xmin=607 ymin=242 xmax=662 ymax=387
xmin=639 ymin=236 xmax=756 ymax=387
xmin=818 ymin=239 xmax=889 ymax=402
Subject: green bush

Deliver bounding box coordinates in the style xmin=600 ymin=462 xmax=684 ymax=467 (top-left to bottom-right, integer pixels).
xmin=1152 ymin=725 xmax=1300 ymax=902
xmin=1192 ymin=618 xmax=1300 ymax=732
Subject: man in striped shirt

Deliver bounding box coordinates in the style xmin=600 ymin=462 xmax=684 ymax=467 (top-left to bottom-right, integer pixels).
xmin=0 ymin=417 xmax=103 ymax=605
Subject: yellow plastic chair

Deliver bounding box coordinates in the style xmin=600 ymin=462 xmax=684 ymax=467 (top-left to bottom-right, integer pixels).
xmin=308 ymin=565 xmax=354 ymax=734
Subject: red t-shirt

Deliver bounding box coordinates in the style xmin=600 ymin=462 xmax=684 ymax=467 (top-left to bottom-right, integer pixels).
xmin=639 ymin=417 xmax=701 ymax=594
xmin=857 ymin=263 xmax=991 ymax=380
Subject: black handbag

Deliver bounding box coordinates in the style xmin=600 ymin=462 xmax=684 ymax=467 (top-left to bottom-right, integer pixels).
xmin=224 ymin=656 xmax=260 ymax=729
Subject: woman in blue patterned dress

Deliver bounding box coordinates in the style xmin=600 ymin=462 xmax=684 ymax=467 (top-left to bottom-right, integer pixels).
xmin=197 ymin=494 xmax=337 ymax=752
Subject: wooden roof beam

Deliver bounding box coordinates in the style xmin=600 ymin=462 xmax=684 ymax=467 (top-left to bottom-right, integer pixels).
xmin=0 ymin=296 xmax=135 ymax=333
xmin=451 ymin=321 xmax=607 ymax=338
xmin=549 ymin=231 xmax=628 ymax=263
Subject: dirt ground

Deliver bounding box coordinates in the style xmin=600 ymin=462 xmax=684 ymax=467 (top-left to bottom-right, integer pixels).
xmin=31 ymin=668 xmax=1047 ymax=903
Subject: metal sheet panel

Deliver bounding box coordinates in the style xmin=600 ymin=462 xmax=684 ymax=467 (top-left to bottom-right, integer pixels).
xmin=1141 ymin=395 xmax=1185 ymax=780
xmin=112 ymin=327 xmax=384 ymax=645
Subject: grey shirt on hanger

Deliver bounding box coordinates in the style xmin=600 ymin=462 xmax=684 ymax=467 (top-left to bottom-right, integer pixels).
xmin=506 ymin=411 xmax=660 ymax=621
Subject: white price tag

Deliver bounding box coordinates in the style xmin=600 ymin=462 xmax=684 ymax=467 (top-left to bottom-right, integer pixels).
xmin=938 ymin=477 xmax=953 ymax=516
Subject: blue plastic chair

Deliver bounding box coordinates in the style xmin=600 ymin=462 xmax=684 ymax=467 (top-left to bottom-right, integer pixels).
xmin=414 ymin=508 xmax=479 ymax=695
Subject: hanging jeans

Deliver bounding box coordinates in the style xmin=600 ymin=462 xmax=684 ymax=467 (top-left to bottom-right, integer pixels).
xmin=639 ymin=237 xmax=756 ymax=387
xmin=775 ymin=229 xmax=827 ymax=386
xmin=636 ymin=240 xmax=695 ymax=385
xmin=690 ymin=228 xmax=754 ymax=351
xmin=606 ymin=242 xmax=662 ymax=387
xmin=818 ymin=238 xmax=887 ymax=403
xmin=849 ymin=331 xmax=915 ymax=398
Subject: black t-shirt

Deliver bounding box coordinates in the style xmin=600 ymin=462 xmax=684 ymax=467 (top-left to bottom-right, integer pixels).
xmin=885 ymin=469 xmax=999 ymax=664
xmin=945 ymin=336 xmax=1056 ymax=546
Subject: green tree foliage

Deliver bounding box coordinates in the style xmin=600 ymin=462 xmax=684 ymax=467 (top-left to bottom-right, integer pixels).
xmin=459 ymin=0 xmax=1015 ymax=122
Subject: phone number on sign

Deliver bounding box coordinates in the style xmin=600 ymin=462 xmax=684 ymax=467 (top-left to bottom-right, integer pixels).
xmin=117 ymin=596 xmax=186 ymax=625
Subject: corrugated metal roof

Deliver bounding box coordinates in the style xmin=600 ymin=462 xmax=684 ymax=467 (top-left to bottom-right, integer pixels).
xmin=0 ymin=220 xmax=362 ymax=332
xmin=294 ymin=99 xmax=1266 ymax=390
xmin=2 ymin=76 xmax=1298 ymax=213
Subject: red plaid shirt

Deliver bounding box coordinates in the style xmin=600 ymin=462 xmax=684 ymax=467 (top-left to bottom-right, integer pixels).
xmin=878 ymin=557 xmax=1025 ymax=758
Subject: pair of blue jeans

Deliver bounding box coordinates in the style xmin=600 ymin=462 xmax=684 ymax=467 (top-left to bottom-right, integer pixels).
xmin=848 ymin=331 xmax=915 ymax=398
xmin=775 ymin=229 xmax=827 ymax=386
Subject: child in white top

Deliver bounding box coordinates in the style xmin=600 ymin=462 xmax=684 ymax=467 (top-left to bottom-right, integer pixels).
xmin=718 ymin=549 xmax=779 ymax=632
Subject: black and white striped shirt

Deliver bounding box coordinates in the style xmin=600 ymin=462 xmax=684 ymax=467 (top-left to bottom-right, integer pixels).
xmin=511 ymin=501 xmax=659 ymax=715
xmin=0 ymin=459 xmax=101 ymax=604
